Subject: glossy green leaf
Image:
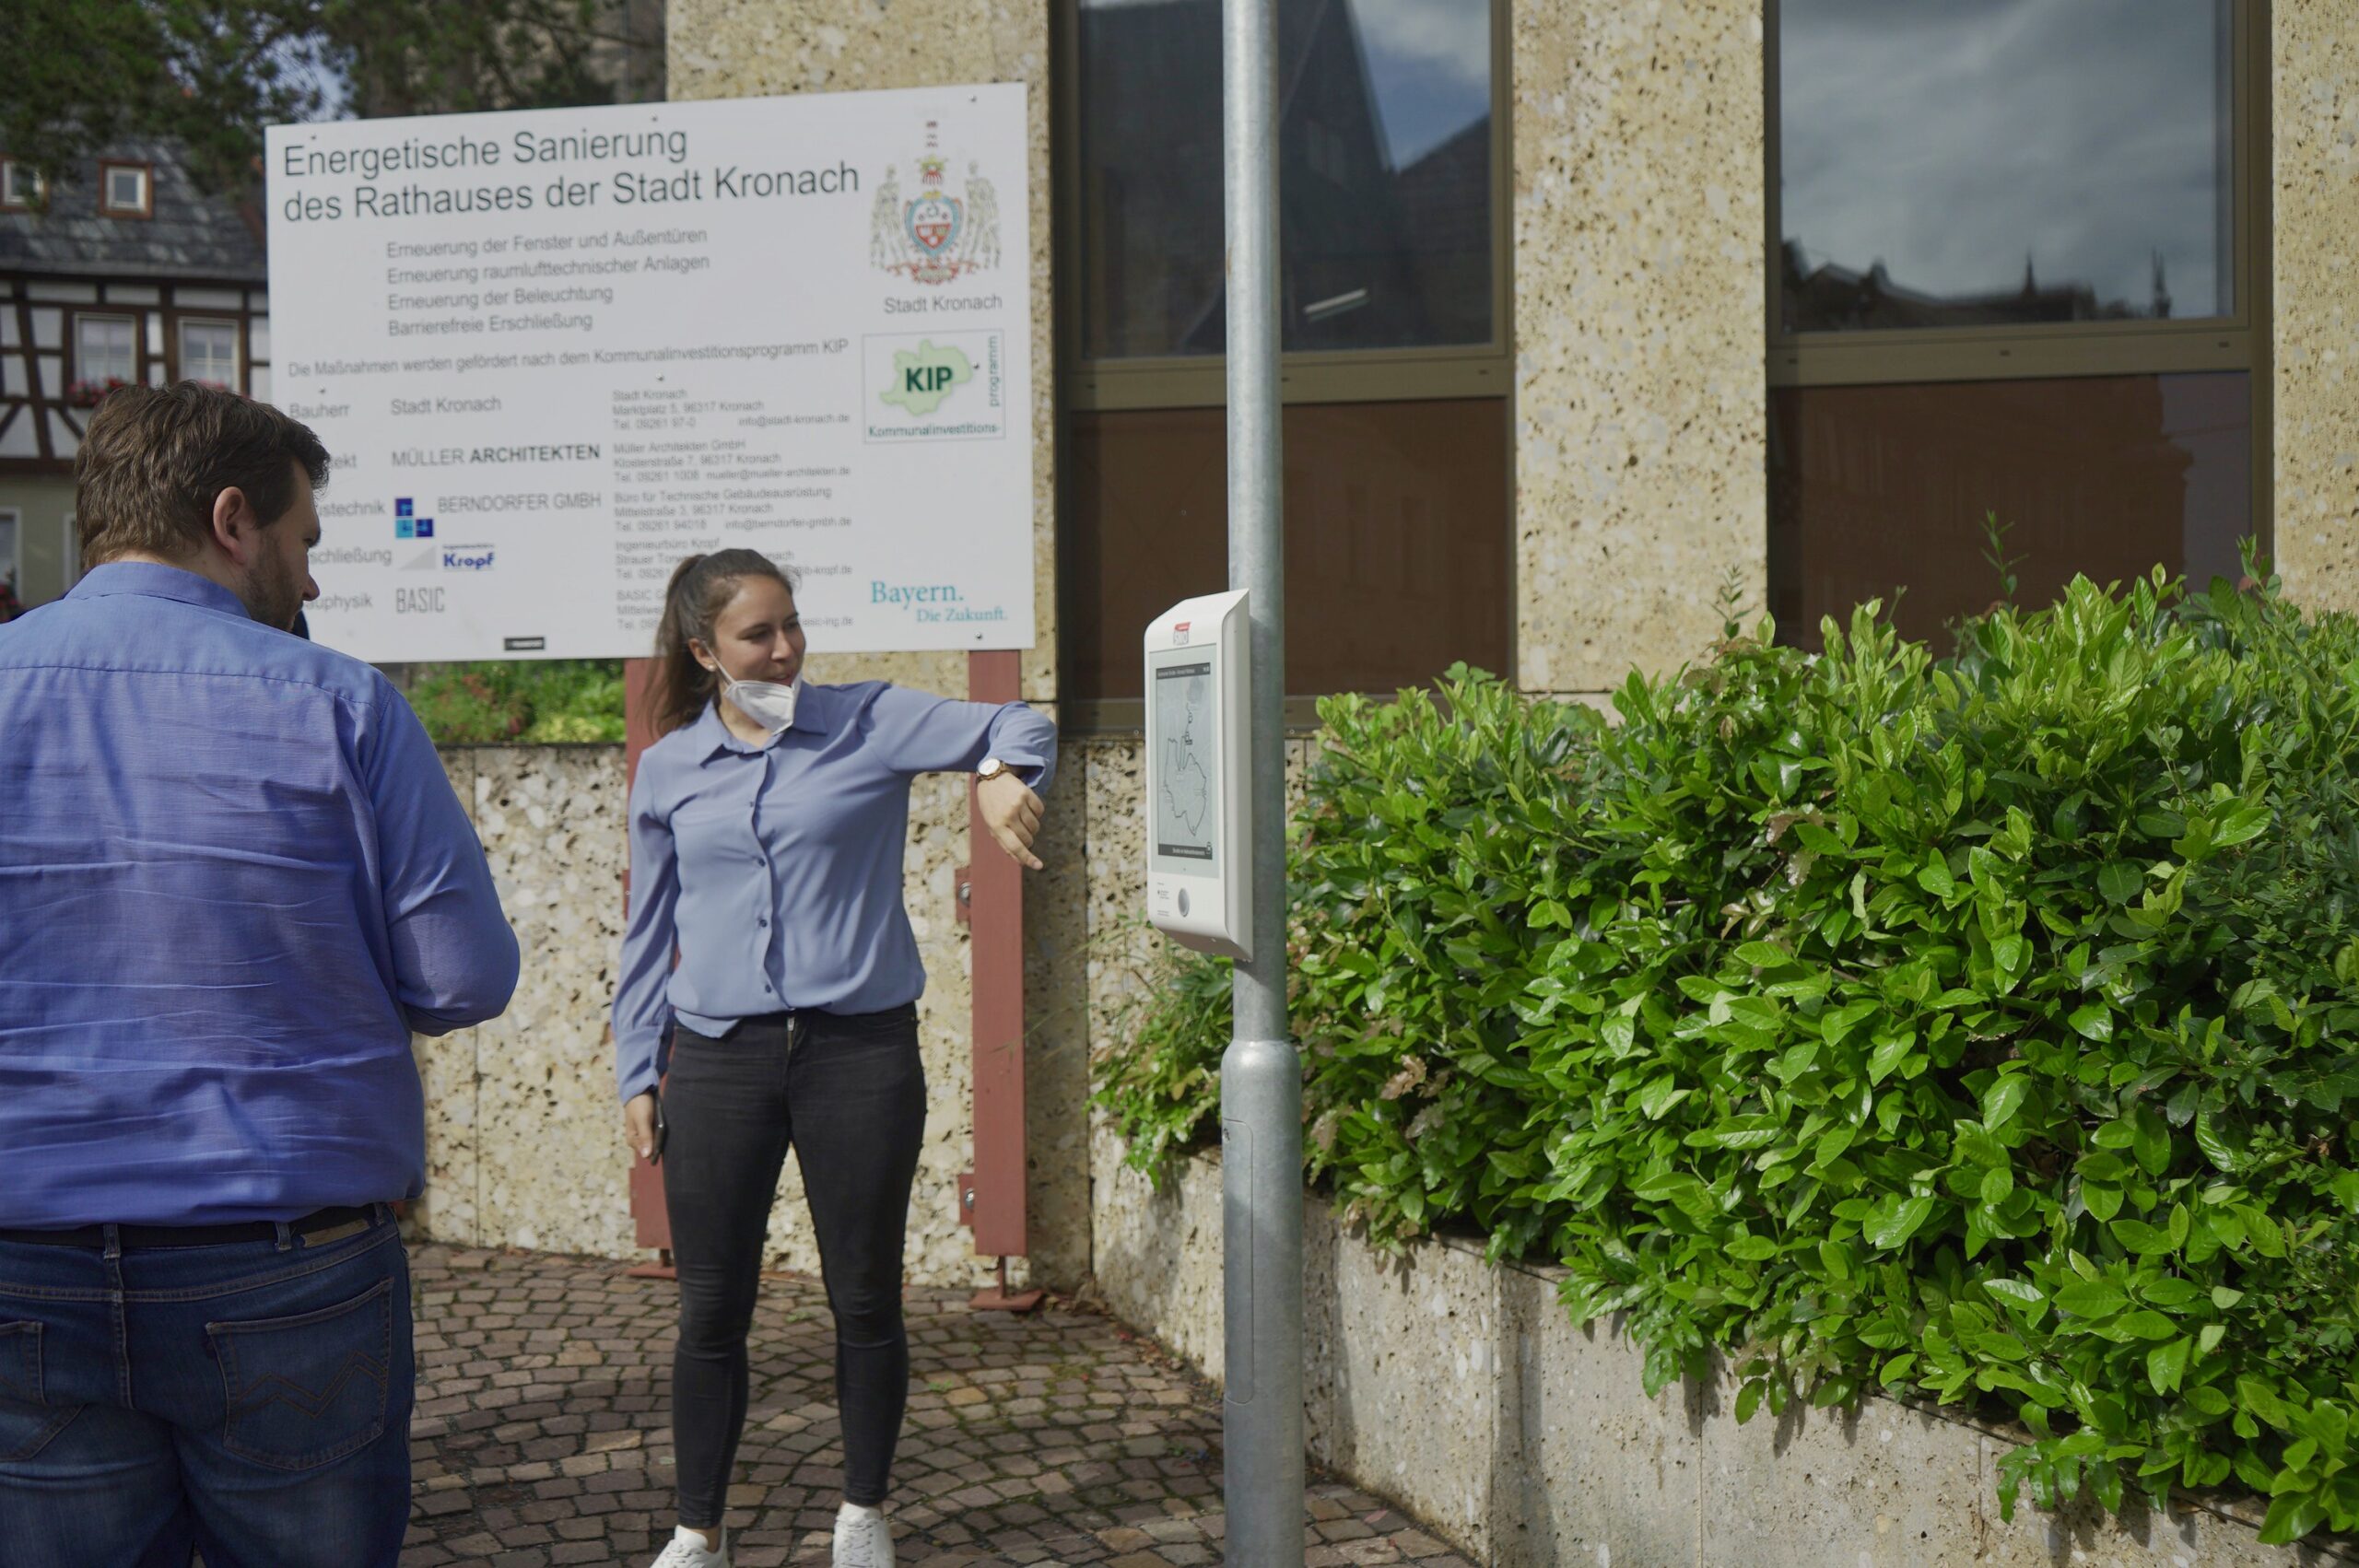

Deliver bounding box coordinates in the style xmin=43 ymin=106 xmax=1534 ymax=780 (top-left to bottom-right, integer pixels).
xmin=1865 ymin=1195 xmax=1936 ymax=1251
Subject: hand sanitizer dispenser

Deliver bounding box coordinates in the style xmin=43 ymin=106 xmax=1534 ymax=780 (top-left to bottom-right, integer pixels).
xmin=1143 ymin=589 xmax=1252 ymax=960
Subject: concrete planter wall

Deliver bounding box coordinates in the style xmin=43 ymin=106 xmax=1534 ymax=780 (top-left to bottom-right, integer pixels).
xmin=1089 ymin=1132 xmax=2356 ymax=1568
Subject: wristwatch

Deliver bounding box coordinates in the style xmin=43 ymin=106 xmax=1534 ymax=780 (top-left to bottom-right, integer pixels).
xmin=977 ymin=756 xmax=1010 ymax=782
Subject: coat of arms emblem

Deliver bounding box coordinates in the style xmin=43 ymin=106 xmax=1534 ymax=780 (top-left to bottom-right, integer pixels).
xmin=872 ymin=121 xmax=1000 ymax=286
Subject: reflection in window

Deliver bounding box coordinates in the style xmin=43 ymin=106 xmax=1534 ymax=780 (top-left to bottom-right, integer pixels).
xmin=180 ymin=320 xmax=240 ymax=388
xmin=75 ymin=316 xmax=135 ymax=388
xmin=1778 ymin=0 xmax=2234 ymax=333
xmin=1076 ymin=0 xmax=1493 ymax=358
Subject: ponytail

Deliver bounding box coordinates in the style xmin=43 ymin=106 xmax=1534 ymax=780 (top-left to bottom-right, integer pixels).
xmin=650 ymin=548 xmax=797 ymax=736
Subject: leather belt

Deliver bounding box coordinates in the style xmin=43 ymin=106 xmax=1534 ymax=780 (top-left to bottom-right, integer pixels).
xmin=0 ymin=1203 xmax=384 ymax=1250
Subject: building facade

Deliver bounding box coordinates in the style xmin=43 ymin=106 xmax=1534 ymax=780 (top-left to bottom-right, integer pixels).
xmin=663 ymin=0 xmax=2354 ymax=714
xmin=0 ymin=143 xmax=274 ymax=611
xmin=618 ymin=0 xmax=2356 ymax=1291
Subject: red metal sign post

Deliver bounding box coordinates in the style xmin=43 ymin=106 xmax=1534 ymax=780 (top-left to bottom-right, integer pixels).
xmin=621 ymin=656 xmax=675 ymax=1279
xmin=959 ymin=649 xmax=1040 ymax=1311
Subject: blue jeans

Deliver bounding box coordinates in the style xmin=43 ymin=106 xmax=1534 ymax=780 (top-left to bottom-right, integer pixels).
xmin=0 ymin=1209 xmax=412 ymax=1568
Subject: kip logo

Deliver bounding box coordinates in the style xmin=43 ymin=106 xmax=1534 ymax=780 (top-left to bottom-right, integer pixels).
xmin=440 ymin=544 xmax=495 ymax=572
xmin=393 ymin=498 xmax=435 ymax=540
xmin=877 ymin=340 xmax=972 ymax=416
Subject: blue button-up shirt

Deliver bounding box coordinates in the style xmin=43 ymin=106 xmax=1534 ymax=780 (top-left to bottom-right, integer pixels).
xmin=612 ymin=683 xmax=1056 ymax=1104
xmin=0 ymin=563 xmax=519 ymax=1227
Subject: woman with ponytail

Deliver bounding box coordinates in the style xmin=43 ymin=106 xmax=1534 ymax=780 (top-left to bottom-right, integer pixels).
xmin=613 ymin=549 xmax=1054 ymax=1568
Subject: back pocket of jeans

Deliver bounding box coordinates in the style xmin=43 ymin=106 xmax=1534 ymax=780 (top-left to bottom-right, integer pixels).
xmin=0 ymin=1321 xmax=73 ymax=1462
xmin=206 ymin=1276 xmax=393 ymax=1471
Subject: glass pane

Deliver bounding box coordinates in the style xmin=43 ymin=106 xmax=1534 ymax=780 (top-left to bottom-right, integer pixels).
xmin=1063 ymin=398 xmax=1510 ymax=698
xmin=1778 ymin=0 xmax=2234 ymax=332
xmin=181 ymin=321 xmax=239 ymax=386
xmin=107 ymin=168 xmax=144 ymax=209
xmin=75 ymin=317 xmax=135 ymax=385
xmin=1076 ymin=0 xmax=1493 ymax=358
xmin=1767 ymin=373 xmax=2252 ymax=649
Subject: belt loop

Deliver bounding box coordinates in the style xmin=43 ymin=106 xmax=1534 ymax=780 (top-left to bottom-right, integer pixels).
xmin=101 ymin=1223 xmax=121 ymax=1263
xmin=274 ymin=1220 xmax=295 ymax=1252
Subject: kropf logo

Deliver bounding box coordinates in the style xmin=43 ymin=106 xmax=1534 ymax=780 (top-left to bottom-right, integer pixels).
xmin=870 ymin=121 xmax=1000 ymax=286
xmin=441 ymin=544 xmax=496 ymax=572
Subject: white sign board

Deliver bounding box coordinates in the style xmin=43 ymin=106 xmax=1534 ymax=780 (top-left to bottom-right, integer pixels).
xmin=265 ymin=86 xmax=1032 ymax=661
xmin=1144 ymin=590 xmax=1252 ymax=960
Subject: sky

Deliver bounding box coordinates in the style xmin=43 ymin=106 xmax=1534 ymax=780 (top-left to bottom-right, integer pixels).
xmin=1779 ymin=0 xmax=2234 ymax=318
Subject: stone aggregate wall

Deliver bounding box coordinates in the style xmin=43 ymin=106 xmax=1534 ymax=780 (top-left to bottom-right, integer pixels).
xmin=1510 ymin=0 xmax=1768 ymax=696
xmin=2271 ymin=5 xmax=2359 ymax=612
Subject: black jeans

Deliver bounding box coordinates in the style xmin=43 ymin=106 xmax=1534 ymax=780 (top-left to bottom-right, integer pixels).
xmin=662 ymin=1007 xmax=925 ymax=1527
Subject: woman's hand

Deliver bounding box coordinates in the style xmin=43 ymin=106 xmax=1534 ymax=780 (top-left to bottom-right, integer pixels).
xmin=625 ymin=1091 xmax=660 ymax=1163
xmin=979 ymin=771 xmax=1046 ymax=870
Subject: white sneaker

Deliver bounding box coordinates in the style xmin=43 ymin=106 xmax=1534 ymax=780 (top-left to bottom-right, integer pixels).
xmin=651 ymin=1523 xmax=730 ymax=1567
xmin=832 ymin=1503 xmax=896 ymax=1567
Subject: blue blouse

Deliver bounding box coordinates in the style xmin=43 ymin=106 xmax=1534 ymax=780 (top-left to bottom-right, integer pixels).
xmin=612 ymin=681 xmax=1055 ymax=1103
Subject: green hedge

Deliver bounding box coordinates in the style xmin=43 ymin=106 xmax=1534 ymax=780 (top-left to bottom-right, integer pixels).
xmin=405 ymin=660 xmax=626 ymax=745
xmin=1095 ymin=570 xmax=2359 ymax=1544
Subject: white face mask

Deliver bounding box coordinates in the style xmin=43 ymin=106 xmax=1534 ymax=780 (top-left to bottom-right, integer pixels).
xmin=716 ymin=664 xmax=800 ymax=735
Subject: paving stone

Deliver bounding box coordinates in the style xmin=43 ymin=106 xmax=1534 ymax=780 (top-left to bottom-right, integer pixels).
xmin=398 ymin=1245 xmax=1461 ymax=1566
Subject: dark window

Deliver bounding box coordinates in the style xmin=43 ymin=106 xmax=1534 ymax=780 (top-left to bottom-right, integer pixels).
xmin=1768 ymin=373 xmax=2251 ymax=648
xmin=1063 ymin=400 xmax=1510 ymax=703
xmin=1074 ymin=0 xmax=1494 ymax=359
xmin=1059 ymin=0 xmax=1510 ymax=711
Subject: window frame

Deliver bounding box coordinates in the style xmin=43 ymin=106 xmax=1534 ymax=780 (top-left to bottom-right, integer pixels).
xmin=0 ymin=507 xmax=19 ymax=597
xmin=0 ymin=159 xmax=42 ymax=213
xmin=1764 ymin=0 xmax=2272 ymax=558
xmin=70 ymin=310 xmax=141 ymax=391
xmin=98 ymin=160 xmax=155 ymax=219
xmin=174 ymin=315 xmax=242 ymax=390
xmin=1764 ymin=0 xmax=2269 ymax=390
xmin=1053 ymin=0 xmax=1514 ymax=411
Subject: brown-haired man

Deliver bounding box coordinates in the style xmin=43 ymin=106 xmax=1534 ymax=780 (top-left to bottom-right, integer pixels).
xmin=0 ymin=382 xmax=518 ymax=1566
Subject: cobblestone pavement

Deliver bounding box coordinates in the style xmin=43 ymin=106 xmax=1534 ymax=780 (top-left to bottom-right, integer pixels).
xmin=398 ymin=1246 xmax=1474 ymax=1568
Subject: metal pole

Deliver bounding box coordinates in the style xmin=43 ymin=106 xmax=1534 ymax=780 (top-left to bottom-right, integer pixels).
xmin=1221 ymin=0 xmax=1301 ymax=1552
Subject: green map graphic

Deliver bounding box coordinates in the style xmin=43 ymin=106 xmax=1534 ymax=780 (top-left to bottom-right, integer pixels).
xmin=878 ymin=341 xmax=975 ymax=416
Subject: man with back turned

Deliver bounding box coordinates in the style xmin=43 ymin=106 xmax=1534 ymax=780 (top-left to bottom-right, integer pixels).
xmin=0 ymin=381 xmax=519 ymax=1567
